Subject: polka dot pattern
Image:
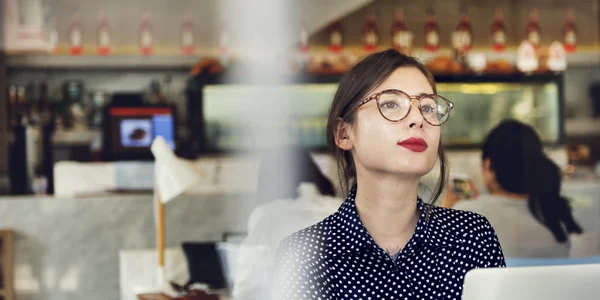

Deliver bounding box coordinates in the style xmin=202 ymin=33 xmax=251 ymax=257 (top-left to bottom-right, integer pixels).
xmin=273 ymin=185 xmax=506 ymax=299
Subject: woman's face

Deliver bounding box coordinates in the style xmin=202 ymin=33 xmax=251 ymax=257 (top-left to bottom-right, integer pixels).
xmin=340 ymin=67 xmax=441 ymax=178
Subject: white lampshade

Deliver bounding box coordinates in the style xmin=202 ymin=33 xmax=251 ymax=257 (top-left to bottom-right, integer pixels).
xmin=151 ymin=136 xmax=204 ymax=203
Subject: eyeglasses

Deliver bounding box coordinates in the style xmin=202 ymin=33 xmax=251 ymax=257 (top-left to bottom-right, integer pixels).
xmin=359 ymin=89 xmax=454 ymax=126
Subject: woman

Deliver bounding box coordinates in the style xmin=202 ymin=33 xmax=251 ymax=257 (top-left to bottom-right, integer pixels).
xmin=447 ymin=120 xmax=583 ymax=257
xmin=231 ymin=145 xmax=341 ymax=299
xmin=249 ymin=144 xmax=340 ymax=254
xmin=274 ymin=49 xmax=505 ymax=300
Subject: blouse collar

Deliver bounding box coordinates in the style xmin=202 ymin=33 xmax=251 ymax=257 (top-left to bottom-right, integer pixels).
xmin=325 ymin=184 xmax=458 ymax=258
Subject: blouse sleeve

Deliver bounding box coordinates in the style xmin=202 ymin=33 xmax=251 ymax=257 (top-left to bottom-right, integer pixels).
xmin=473 ymin=216 xmax=506 ymax=268
xmin=272 ymin=237 xmax=326 ymax=300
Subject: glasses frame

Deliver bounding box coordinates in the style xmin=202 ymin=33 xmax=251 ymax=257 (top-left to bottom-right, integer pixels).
xmin=358 ymin=89 xmax=455 ymax=126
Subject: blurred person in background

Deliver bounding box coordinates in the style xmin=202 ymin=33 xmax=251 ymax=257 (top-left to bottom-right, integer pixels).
xmin=274 ymin=49 xmax=505 ymax=300
xmin=248 ymin=144 xmax=339 ymax=253
xmin=445 ymin=119 xmax=583 ymax=257
xmin=230 ymin=145 xmax=341 ymax=299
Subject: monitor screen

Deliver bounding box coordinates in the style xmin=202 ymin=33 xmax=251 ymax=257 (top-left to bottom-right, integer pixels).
xmin=106 ymin=106 xmax=175 ymax=159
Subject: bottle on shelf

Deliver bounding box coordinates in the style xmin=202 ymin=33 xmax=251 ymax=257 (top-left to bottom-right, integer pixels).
xmin=150 ymin=80 xmax=167 ymax=104
xmin=68 ymin=12 xmax=84 ymax=55
xmin=17 ymin=85 xmax=28 ymax=125
xmin=526 ymin=9 xmax=541 ymax=50
xmin=424 ymin=8 xmax=440 ymax=52
xmin=563 ymin=10 xmax=577 ymax=53
xmin=391 ymin=8 xmax=413 ymax=55
xmin=38 ymin=81 xmax=54 ymax=195
xmin=299 ymin=18 xmax=309 ymax=53
xmin=547 ymin=41 xmax=567 ymax=72
xmin=180 ymin=12 xmax=196 ymax=56
xmin=491 ymin=9 xmax=506 ymax=52
xmin=139 ymin=10 xmax=154 ymax=55
xmin=97 ymin=10 xmax=111 ymax=55
xmin=362 ymin=10 xmax=379 ymax=53
xmin=218 ymin=19 xmax=230 ymax=63
xmin=452 ymin=9 xmax=472 ymax=56
xmin=25 ymin=82 xmax=38 ymax=125
xmin=328 ymin=18 xmax=344 ymax=54
xmin=9 ymin=85 xmax=31 ymax=195
xmin=516 ymin=40 xmax=539 ymax=73
xmin=7 ymin=85 xmax=19 ymax=127
xmin=38 ymin=82 xmax=51 ymax=126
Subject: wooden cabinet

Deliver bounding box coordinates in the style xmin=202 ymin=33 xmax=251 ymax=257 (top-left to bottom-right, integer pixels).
xmin=0 ymin=230 xmax=14 ymax=300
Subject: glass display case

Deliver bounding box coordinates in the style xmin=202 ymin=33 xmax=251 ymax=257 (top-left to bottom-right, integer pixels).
xmin=200 ymin=74 xmax=563 ymax=153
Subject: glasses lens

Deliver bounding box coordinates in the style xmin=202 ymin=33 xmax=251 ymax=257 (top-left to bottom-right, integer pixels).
xmin=420 ymin=96 xmax=451 ymax=125
xmin=378 ymin=91 xmax=411 ymax=121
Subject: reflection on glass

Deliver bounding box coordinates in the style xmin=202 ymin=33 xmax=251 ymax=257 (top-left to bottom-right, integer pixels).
xmin=202 ymin=81 xmax=561 ymax=152
xmin=438 ymin=82 xmax=560 ymax=146
xmin=203 ymin=84 xmax=336 ymax=151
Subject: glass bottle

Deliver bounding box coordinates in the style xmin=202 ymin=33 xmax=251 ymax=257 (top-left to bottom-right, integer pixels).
xmin=491 ymin=9 xmax=506 ymax=52
xmin=180 ymin=12 xmax=195 ymax=55
xmin=68 ymin=12 xmax=84 ymax=55
xmin=563 ymin=10 xmax=577 ymax=53
xmin=391 ymin=8 xmax=413 ymax=55
xmin=97 ymin=10 xmax=111 ymax=55
xmin=424 ymin=8 xmax=440 ymax=52
xmin=362 ymin=10 xmax=379 ymax=53
xmin=526 ymin=9 xmax=541 ymax=50
xmin=139 ymin=11 xmax=154 ymax=55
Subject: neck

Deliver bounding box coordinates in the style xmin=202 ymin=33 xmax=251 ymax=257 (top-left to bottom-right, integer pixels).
xmin=354 ymin=170 xmax=420 ymax=252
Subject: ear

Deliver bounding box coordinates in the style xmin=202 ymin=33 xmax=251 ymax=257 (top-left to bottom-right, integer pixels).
xmin=482 ymin=158 xmax=493 ymax=173
xmin=334 ymin=117 xmax=354 ymax=151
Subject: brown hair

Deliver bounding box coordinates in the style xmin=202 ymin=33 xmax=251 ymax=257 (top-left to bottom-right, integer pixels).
xmin=326 ymin=48 xmax=448 ymax=205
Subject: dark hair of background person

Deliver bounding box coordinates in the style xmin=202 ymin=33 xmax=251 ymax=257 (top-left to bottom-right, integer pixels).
xmin=482 ymin=119 xmax=583 ymax=243
xmin=325 ymin=48 xmax=448 ymax=207
xmin=256 ymin=145 xmax=336 ymax=204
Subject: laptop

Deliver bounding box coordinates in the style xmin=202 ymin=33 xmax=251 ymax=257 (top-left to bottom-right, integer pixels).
xmin=181 ymin=242 xmax=228 ymax=291
xmin=462 ymin=264 xmax=600 ymax=300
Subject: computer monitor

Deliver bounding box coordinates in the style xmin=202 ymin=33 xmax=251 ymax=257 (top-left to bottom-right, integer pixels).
xmin=103 ymin=104 xmax=176 ymax=160
xmin=462 ymin=264 xmax=600 ymax=300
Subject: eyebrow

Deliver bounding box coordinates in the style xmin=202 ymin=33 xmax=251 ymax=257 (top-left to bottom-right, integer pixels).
xmin=416 ymin=92 xmax=432 ymax=97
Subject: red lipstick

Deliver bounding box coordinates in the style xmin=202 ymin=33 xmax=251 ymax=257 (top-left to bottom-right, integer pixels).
xmin=397 ymin=137 xmax=428 ymax=152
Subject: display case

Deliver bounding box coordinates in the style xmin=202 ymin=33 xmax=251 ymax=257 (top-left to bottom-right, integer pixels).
xmin=199 ymin=73 xmax=564 ymax=153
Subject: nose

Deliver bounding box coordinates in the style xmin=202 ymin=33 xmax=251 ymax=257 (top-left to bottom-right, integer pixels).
xmin=405 ymin=98 xmax=424 ymax=129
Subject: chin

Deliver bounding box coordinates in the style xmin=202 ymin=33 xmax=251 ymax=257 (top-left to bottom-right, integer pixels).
xmin=389 ymin=162 xmax=436 ymax=178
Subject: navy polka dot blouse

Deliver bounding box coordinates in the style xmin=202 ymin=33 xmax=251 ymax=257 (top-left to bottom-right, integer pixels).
xmin=274 ymin=185 xmax=506 ymax=299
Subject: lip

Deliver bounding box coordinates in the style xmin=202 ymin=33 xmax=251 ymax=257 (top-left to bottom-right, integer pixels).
xmin=397 ymin=137 xmax=428 ymax=152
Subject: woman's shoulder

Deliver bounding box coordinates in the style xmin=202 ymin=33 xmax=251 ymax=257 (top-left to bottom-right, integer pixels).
xmin=275 ymin=215 xmax=332 ymax=261
xmin=427 ymin=204 xmax=498 ymax=239
xmin=427 ymin=204 xmax=506 ymax=267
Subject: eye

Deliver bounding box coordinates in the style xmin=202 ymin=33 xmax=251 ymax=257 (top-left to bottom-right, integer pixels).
xmin=380 ymin=101 xmax=399 ymax=109
xmin=421 ymin=105 xmax=437 ymax=114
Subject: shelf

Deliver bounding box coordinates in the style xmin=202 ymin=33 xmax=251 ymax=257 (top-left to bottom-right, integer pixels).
xmin=566 ymin=118 xmax=600 ymax=137
xmin=6 ymin=55 xmax=203 ymax=70
xmin=412 ymin=49 xmax=600 ymax=67
xmin=6 ymin=48 xmax=599 ymax=71
xmin=52 ymin=130 xmax=101 ymax=145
